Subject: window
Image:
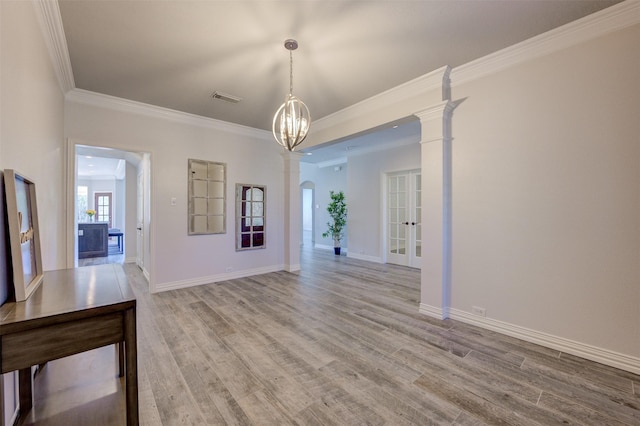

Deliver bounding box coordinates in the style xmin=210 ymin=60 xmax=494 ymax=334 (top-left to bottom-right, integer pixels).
xmin=236 ymin=184 xmax=265 ymax=250
xmin=77 ymin=186 xmax=88 ymax=222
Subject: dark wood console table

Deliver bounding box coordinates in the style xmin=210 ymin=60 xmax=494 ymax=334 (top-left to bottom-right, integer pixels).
xmin=0 ymin=264 xmax=138 ymax=425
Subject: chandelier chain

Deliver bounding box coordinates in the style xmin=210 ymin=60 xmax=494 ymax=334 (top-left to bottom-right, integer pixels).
xmin=289 ymin=50 xmax=294 ymax=95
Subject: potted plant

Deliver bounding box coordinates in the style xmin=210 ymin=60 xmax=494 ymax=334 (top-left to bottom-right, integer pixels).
xmin=322 ymin=190 xmax=347 ymax=255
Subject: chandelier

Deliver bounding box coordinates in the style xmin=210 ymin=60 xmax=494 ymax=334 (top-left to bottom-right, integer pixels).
xmin=272 ymin=39 xmax=310 ymax=151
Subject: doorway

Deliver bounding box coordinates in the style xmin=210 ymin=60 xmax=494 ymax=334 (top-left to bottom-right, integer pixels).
xmin=386 ymin=169 xmax=421 ymax=268
xmin=300 ymin=181 xmax=315 ymax=248
xmin=69 ymin=143 xmax=150 ymax=275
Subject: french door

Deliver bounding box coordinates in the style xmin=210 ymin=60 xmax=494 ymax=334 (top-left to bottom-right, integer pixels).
xmin=387 ymin=170 xmax=421 ymax=268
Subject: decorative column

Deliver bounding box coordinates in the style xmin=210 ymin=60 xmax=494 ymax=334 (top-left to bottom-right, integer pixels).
xmin=282 ymin=151 xmax=304 ymax=272
xmin=416 ymin=100 xmax=457 ymax=320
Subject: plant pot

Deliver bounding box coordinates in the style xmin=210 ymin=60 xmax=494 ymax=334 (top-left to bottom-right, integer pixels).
xmin=334 ymin=247 xmax=341 ymax=256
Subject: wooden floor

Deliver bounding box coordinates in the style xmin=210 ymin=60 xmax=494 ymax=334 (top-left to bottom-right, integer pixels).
xmin=77 ymin=240 xmax=124 ymax=267
xmin=20 ymin=247 xmax=639 ymax=425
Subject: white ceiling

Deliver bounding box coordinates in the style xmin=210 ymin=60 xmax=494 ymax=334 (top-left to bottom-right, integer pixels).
xmin=76 ymin=145 xmax=142 ymax=179
xmin=59 ymin=0 xmax=621 ymax=168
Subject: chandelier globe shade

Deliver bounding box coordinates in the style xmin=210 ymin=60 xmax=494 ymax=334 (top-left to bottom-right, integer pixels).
xmin=272 ymin=39 xmax=310 ymax=151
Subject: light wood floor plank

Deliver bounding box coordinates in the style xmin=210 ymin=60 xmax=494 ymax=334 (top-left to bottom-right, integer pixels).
xmin=20 ymin=247 xmax=640 ymax=425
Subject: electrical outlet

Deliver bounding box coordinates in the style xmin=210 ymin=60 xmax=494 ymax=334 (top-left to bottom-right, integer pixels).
xmin=225 ymin=267 xmax=233 ymax=272
xmin=472 ymin=306 xmax=487 ymax=317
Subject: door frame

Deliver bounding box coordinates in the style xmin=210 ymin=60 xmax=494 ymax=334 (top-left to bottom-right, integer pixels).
xmin=65 ymin=139 xmax=153 ymax=285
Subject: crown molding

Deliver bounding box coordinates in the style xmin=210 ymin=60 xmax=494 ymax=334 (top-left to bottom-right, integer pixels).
xmin=66 ymin=89 xmax=271 ymax=141
xmin=312 ymin=65 xmax=451 ymax=134
xmin=451 ymin=1 xmax=640 ymax=87
xmin=32 ymin=0 xmax=75 ymax=93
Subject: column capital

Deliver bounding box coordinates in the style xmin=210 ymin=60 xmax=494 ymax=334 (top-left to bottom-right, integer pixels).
xmin=415 ymin=99 xmax=460 ymax=143
xmin=414 ymin=100 xmax=457 ymax=123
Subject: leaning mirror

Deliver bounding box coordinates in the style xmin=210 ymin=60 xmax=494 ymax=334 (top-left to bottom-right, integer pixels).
xmin=236 ymin=184 xmax=266 ymax=250
xmin=188 ymin=159 xmax=226 ymax=235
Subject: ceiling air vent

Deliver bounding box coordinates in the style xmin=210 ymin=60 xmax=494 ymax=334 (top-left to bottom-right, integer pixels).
xmin=211 ymin=91 xmax=242 ymax=103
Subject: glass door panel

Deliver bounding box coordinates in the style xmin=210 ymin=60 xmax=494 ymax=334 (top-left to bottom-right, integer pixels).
xmin=387 ymin=170 xmax=421 ymax=268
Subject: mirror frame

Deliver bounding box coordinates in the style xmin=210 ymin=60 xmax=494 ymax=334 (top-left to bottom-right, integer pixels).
xmin=188 ymin=159 xmax=226 ymax=235
xmin=235 ymin=183 xmax=266 ymax=250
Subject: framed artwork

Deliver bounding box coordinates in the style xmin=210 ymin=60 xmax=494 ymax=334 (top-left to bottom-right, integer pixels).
xmin=188 ymin=159 xmax=226 ymax=235
xmin=236 ymin=183 xmax=266 ymax=250
xmin=3 ymin=169 xmax=44 ymax=302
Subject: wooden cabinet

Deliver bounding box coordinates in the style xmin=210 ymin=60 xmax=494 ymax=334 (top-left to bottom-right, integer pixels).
xmin=78 ymin=222 xmax=108 ymax=258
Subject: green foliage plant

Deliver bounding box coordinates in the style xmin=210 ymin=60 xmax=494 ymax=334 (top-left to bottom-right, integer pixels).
xmin=322 ymin=190 xmax=347 ymax=247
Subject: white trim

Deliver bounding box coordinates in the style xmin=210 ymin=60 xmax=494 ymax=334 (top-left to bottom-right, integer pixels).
xmin=153 ymin=264 xmax=283 ymax=293
xmin=314 ymin=243 xmax=347 ymax=253
xmin=125 ymin=256 xmax=137 ymax=264
xmin=284 ymin=264 xmax=301 ymax=273
xmin=452 ymin=1 xmax=640 ymax=87
xmin=447 ymin=308 xmax=640 ymax=375
xmin=32 ymin=0 xmax=74 ymax=93
xmin=419 ymin=303 xmax=448 ymax=320
xmin=65 ymin=89 xmax=271 ymax=141
xmin=347 ymin=252 xmax=382 ymax=264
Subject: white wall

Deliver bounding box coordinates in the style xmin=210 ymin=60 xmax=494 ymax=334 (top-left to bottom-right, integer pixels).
xmin=300 ymin=162 xmax=347 ymax=250
xmin=0 ymin=0 xmax=66 ymax=271
xmin=449 ymin=24 xmax=640 ymax=360
xmin=65 ymin=98 xmax=286 ymax=291
xmin=347 ymin=142 xmax=421 ymax=262
xmin=0 ymin=2 xmax=66 ymax=423
xmin=125 ymin=162 xmax=137 ymax=262
xmin=115 ymin=176 xmax=125 ymax=229
xmin=300 ymin=136 xmax=422 ymax=261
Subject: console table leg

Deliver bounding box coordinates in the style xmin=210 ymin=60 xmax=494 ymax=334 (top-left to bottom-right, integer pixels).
xmin=18 ymin=368 xmax=32 ymax=414
xmin=124 ymin=308 xmax=139 ymax=425
xmin=117 ymin=342 xmax=125 ymax=377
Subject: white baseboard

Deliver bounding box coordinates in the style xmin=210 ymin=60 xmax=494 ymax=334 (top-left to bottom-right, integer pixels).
xmin=347 ymin=252 xmax=382 ymax=263
xmin=419 ymin=304 xmax=640 ymax=375
xmin=284 ymin=264 xmax=301 ymax=272
xmin=125 ymin=256 xmax=137 ymax=264
xmin=154 ymin=264 xmax=284 ymax=293
xmin=314 ymin=243 xmax=345 ymax=252
xmin=419 ymin=303 xmax=448 ymax=320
